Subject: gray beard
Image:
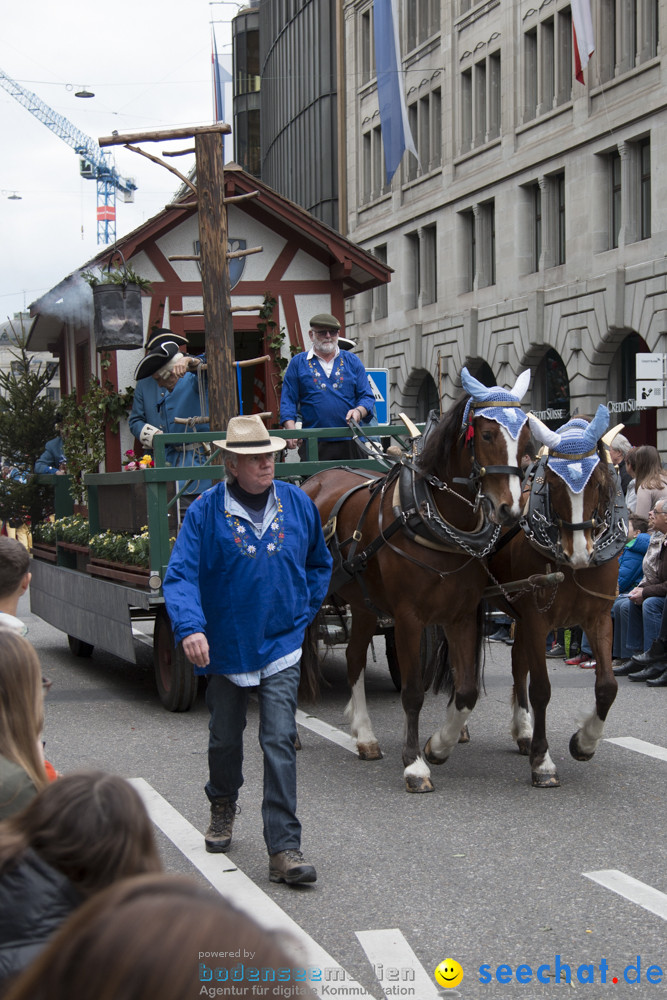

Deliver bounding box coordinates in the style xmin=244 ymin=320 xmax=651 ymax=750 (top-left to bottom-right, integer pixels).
xmin=315 ymin=341 xmax=335 ymax=357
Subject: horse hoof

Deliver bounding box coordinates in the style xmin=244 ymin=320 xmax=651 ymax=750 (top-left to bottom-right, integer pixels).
xmin=294 ymin=734 xmax=302 ymax=751
xmin=458 ymin=724 xmax=470 ymax=744
xmin=517 ymin=737 xmax=531 ymax=756
xmin=531 ymin=771 xmax=561 ymax=788
xmin=423 ymin=738 xmax=448 ymax=766
xmin=357 ymin=742 xmax=383 ymax=761
xmin=405 ymin=774 xmax=434 ymax=793
xmin=569 ymin=733 xmax=594 ymax=762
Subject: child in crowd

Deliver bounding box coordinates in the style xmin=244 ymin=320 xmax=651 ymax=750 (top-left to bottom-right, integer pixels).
xmin=3 ymin=873 xmax=315 ymax=1000
xmin=0 ymin=539 xmax=30 ymax=636
xmin=0 ymin=631 xmax=49 ymax=821
xmin=0 ymin=772 xmax=163 ymax=990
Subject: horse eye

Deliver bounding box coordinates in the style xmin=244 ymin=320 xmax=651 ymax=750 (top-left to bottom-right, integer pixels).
xmin=481 ymin=431 xmax=493 ymax=442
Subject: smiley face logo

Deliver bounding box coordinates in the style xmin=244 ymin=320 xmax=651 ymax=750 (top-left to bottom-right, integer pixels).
xmin=434 ymin=959 xmax=463 ymax=988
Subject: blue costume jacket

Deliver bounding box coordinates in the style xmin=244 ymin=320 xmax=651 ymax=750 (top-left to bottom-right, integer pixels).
xmin=280 ymin=351 xmax=376 ymax=441
xmin=163 ymin=481 xmax=332 ymax=675
xmin=34 ymin=437 xmax=65 ymax=474
xmin=618 ymin=532 xmax=650 ymax=593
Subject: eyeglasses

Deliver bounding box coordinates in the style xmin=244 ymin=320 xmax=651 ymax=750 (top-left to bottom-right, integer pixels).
xmin=312 ymin=329 xmax=338 ymax=337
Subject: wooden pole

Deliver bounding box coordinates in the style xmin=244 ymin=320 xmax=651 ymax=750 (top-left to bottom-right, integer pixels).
xmin=195 ymin=131 xmax=236 ymax=440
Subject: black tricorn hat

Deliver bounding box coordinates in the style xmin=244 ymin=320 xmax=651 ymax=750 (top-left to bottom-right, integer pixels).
xmin=145 ymin=328 xmax=188 ymax=351
xmin=134 ymin=341 xmax=180 ymax=381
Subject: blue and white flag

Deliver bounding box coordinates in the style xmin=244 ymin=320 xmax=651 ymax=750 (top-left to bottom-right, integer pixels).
xmin=211 ymin=27 xmax=233 ymax=123
xmin=373 ymin=0 xmax=418 ymax=184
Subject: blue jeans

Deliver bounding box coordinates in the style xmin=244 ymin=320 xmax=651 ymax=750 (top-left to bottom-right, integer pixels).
xmin=626 ymin=596 xmax=665 ymax=654
xmin=205 ymin=664 xmax=301 ymax=855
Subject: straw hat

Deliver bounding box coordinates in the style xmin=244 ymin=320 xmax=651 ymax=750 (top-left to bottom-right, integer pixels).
xmin=215 ymin=414 xmax=286 ymax=455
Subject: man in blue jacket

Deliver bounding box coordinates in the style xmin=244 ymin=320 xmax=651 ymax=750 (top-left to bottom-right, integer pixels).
xmin=280 ymin=312 xmax=375 ymax=461
xmin=162 ymin=414 xmax=332 ymax=885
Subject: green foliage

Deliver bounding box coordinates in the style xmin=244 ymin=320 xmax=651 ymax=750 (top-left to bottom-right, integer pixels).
xmin=0 ymin=320 xmax=60 ymax=525
xmin=58 ymin=376 xmax=134 ymax=504
xmin=89 ymin=525 xmax=176 ymax=568
xmin=81 ymin=261 xmax=152 ymax=292
xmin=258 ymin=293 xmax=302 ymax=397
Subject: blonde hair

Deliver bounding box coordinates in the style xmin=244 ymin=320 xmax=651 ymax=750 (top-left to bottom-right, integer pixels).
xmin=0 ymin=630 xmax=48 ymax=799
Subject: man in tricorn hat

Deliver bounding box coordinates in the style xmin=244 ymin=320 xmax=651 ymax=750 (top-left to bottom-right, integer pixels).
xmin=162 ymin=414 xmax=332 ymax=884
xmin=280 ymin=312 xmax=375 ymax=461
xmin=129 ymin=328 xmax=204 ymax=452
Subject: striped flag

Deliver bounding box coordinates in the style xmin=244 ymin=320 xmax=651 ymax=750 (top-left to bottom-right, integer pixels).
xmin=373 ymin=0 xmax=418 ymax=184
xmin=572 ymin=0 xmax=595 ymax=84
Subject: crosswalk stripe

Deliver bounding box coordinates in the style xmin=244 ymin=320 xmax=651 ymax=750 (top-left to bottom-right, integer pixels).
xmin=604 ymin=737 xmax=667 ymax=762
xmin=296 ymin=709 xmax=358 ymax=753
xmin=130 ymin=778 xmax=377 ymax=999
xmin=584 ymin=869 xmax=667 ymax=921
xmin=355 ymin=929 xmax=443 ymax=999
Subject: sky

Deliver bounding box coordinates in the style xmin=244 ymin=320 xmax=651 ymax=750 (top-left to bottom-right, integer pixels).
xmin=0 ymin=0 xmax=234 ymax=323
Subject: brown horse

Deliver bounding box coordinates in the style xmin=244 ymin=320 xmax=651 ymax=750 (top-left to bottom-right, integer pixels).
xmin=303 ymin=369 xmax=532 ymax=792
xmin=484 ymin=406 xmax=626 ymax=787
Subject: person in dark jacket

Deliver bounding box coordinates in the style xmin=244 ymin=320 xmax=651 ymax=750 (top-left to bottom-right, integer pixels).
xmin=0 ymin=772 xmax=162 ymax=991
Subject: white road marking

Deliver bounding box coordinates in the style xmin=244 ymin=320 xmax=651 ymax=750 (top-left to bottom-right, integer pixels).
xmin=296 ymin=709 xmax=358 ymax=753
xmin=584 ymin=870 xmax=667 ymax=922
xmin=132 ymin=627 xmax=154 ymax=646
xmin=130 ymin=778 xmax=377 ymax=999
xmin=605 ymin=737 xmax=667 ymax=763
xmin=355 ymin=929 xmax=442 ymax=999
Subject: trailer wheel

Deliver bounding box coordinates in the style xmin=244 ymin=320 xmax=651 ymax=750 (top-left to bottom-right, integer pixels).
xmin=384 ymin=629 xmax=402 ymax=691
xmin=67 ymin=635 xmax=94 ymax=658
xmin=153 ymin=607 xmax=198 ymax=712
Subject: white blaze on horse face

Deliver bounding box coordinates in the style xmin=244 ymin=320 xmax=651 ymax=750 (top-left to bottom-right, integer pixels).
xmin=567 ymin=488 xmax=592 ymax=568
xmin=498 ymin=425 xmax=523 ymax=517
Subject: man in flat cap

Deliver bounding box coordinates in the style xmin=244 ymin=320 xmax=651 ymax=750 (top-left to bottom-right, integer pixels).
xmin=280 ymin=313 xmax=375 ymax=461
xmin=129 ymin=329 xmax=204 ymax=453
xmin=163 ymin=414 xmax=332 ymax=884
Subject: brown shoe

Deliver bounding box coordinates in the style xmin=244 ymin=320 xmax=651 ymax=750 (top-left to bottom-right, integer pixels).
xmin=204 ymin=799 xmax=239 ymax=853
xmin=269 ymin=849 xmax=317 ymax=884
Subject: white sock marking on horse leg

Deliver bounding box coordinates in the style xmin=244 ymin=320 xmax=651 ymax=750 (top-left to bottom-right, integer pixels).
xmin=345 ymin=676 xmax=377 ymax=746
xmin=404 ymin=756 xmax=431 ymax=780
xmin=532 ymin=750 xmax=557 ymax=776
xmin=428 ymin=704 xmax=472 ymax=760
xmin=576 ymin=710 xmax=605 ymax=755
xmin=511 ymin=704 xmax=533 ymax=743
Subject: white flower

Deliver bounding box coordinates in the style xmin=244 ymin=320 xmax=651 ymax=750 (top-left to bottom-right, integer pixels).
xmin=237 ymin=524 xmax=246 ymax=534
xmin=248 ymin=544 xmax=256 ymax=554
xmin=267 ymin=543 xmax=275 ymax=551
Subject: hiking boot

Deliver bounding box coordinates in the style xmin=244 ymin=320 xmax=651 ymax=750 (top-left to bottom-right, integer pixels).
xmin=269 ymin=849 xmax=317 ymax=885
xmin=204 ymin=798 xmax=239 ymax=853
xmin=631 ymin=637 xmax=667 ymax=666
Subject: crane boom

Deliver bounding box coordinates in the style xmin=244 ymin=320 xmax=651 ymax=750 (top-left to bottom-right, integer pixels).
xmin=0 ymin=66 xmax=137 ymax=242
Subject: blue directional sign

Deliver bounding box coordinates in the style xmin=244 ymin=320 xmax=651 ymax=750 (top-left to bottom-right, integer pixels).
xmin=366 ymin=368 xmax=390 ymax=424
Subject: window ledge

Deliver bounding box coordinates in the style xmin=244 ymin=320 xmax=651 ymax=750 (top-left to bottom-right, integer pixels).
xmin=591 ymin=55 xmax=660 ymax=95
xmin=516 ymin=100 xmax=572 ymax=137
xmin=402 ymin=164 xmax=443 ymax=190
xmin=453 ymin=136 xmax=501 ymax=166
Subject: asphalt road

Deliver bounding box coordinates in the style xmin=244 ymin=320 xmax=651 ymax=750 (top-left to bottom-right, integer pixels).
xmin=24 ymin=590 xmax=666 ymax=1000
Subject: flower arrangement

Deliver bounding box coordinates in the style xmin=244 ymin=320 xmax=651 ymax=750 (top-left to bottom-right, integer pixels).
xmin=123 ymin=449 xmax=154 ymax=471
xmin=89 ymin=525 xmax=176 ymax=568
xmin=32 ymin=514 xmax=90 ymax=547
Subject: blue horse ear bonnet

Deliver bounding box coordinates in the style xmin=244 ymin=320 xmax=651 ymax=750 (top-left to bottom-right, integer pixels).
xmin=460 ymin=367 xmax=530 ymax=440
xmin=529 ymin=404 xmax=610 ymax=494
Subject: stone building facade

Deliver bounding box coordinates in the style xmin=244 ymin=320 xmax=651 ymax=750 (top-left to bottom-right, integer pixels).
xmin=343 ymin=0 xmax=665 ymax=446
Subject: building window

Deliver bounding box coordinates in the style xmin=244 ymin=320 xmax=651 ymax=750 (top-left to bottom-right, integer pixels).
xmin=405 ymin=227 xmax=437 ymax=308
xmin=523 ymin=7 xmax=572 ymax=123
xmin=361 ymin=123 xmax=388 ymax=203
xmin=460 ymin=53 xmax=501 ymax=152
xmin=532 ymin=183 xmax=542 ymax=272
xmin=639 ymin=138 xmax=651 ymax=240
xmin=609 ymin=150 xmax=621 ymax=249
xmin=361 ymin=7 xmax=374 ymax=85
xmin=460 ymin=209 xmax=476 ymax=292
xmin=599 ymin=0 xmax=659 ymax=81
xmin=406 ymin=88 xmax=441 ymax=180
xmin=373 ymin=245 xmax=388 ymax=319
xmin=406 ymin=0 xmax=440 ymax=52
xmin=480 ymin=200 xmax=496 ymax=287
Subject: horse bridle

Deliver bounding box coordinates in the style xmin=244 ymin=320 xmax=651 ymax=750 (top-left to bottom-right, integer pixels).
xmin=522 ymin=451 xmax=628 ymax=565
xmin=455 ymin=399 xmax=524 ymax=496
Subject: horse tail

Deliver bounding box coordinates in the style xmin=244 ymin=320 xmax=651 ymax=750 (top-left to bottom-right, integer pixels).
xmin=299 ymin=619 xmax=322 ymax=703
xmin=430 ymin=604 xmax=486 ymax=699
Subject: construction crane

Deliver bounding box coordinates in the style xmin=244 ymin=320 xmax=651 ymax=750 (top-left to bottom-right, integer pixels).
xmin=0 ymin=66 xmax=137 ymax=244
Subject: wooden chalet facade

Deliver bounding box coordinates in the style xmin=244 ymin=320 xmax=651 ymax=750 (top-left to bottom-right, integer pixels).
xmin=27 ymin=163 xmax=391 ymax=470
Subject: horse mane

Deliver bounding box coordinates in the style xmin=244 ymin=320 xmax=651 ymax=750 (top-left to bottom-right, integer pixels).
xmin=417 ymin=394 xmax=468 ymax=480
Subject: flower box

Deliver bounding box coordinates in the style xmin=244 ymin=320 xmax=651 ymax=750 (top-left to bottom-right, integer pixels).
xmin=32 ymin=542 xmax=57 ymax=563
xmin=87 ymin=557 xmax=150 ymax=588
xmin=56 ymin=541 xmax=90 ymax=573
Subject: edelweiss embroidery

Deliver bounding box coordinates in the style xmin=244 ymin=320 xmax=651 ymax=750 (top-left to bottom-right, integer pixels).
xmin=307 ymin=355 xmax=345 ymax=391
xmin=225 ymin=498 xmax=285 ymax=558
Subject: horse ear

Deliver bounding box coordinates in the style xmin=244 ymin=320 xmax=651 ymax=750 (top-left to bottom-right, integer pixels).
xmin=528 ymin=413 xmax=561 ymax=451
xmin=460 ymin=367 xmax=489 ymax=400
xmin=508 ymin=369 xmax=531 ymax=401
xmin=583 ymin=404 xmax=610 ymax=448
